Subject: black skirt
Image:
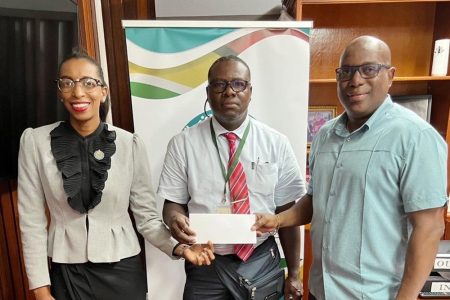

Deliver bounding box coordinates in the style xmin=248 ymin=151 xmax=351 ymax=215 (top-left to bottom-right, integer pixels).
xmin=50 ymin=255 xmax=147 ymax=300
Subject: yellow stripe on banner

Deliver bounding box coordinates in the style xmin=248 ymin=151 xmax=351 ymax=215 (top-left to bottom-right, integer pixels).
xmin=129 ymin=53 xmax=221 ymax=88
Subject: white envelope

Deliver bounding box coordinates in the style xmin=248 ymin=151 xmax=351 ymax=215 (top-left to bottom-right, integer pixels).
xmin=189 ymin=213 xmax=257 ymax=244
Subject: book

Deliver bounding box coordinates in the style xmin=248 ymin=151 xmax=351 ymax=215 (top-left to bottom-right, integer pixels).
xmin=435 ymin=257 xmax=450 ymax=271
xmin=419 ymin=291 xmax=450 ymax=298
xmin=422 ymin=275 xmax=450 ymax=292
xmin=431 ymin=39 xmax=450 ymax=76
xmin=433 ymin=241 xmax=450 ymax=272
xmin=438 ymin=241 xmax=450 ymax=253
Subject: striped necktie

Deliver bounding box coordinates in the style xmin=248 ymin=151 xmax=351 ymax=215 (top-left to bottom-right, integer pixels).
xmin=223 ymin=132 xmax=254 ymax=261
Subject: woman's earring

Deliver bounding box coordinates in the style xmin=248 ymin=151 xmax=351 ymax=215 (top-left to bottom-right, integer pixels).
xmin=59 ymin=99 xmax=64 ymax=102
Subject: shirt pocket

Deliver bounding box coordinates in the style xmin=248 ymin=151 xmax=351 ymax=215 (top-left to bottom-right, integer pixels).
xmin=247 ymin=162 xmax=278 ymax=197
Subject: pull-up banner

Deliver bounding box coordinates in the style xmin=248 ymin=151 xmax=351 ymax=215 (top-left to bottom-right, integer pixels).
xmin=122 ymin=20 xmax=311 ymax=299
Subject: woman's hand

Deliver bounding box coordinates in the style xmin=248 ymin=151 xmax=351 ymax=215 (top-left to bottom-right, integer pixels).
xmin=33 ymin=286 xmax=55 ymax=300
xmin=181 ymin=241 xmax=215 ymax=266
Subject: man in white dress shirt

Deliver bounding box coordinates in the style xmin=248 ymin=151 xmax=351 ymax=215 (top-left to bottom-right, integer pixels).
xmin=158 ymin=55 xmax=306 ymax=300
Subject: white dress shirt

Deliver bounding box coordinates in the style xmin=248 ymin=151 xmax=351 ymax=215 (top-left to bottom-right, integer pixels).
xmin=158 ymin=115 xmax=306 ymax=254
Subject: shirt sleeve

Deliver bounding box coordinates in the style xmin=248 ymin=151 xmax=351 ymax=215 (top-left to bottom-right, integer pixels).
xmin=17 ymin=128 xmax=51 ymax=290
xmin=274 ymin=135 xmax=307 ymax=206
xmin=129 ymin=134 xmax=177 ymax=257
xmin=157 ymin=135 xmax=190 ymax=204
xmin=307 ymin=136 xmax=318 ymax=196
xmin=401 ymin=127 xmax=448 ymax=212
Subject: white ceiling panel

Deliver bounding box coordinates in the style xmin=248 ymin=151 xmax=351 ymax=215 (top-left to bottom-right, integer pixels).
xmin=155 ymin=0 xmax=282 ymax=18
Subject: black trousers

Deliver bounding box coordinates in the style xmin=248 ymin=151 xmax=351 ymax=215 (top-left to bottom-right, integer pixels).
xmin=50 ymin=255 xmax=146 ymax=300
xmin=184 ymin=236 xmax=281 ymax=300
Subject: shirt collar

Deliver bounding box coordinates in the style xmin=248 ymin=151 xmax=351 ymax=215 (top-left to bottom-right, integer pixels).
xmin=364 ymin=94 xmax=392 ymax=129
xmin=335 ymin=94 xmax=392 ymax=132
xmin=211 ymin=115 xmax=250 ymax=139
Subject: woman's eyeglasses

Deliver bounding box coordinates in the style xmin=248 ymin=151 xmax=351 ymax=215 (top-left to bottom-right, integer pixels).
xmin=55 ymin=77 xmax=104 ymax=93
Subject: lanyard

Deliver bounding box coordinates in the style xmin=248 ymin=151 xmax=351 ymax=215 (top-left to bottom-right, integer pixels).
xmin=209 ymin=118 xmax=251 ymax=186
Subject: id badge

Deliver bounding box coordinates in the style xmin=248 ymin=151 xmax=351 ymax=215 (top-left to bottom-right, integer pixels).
xmin=216 ymin=184 xmax=231 ymax=213
xmin=216 ymin=203 xmax=231 ymax=214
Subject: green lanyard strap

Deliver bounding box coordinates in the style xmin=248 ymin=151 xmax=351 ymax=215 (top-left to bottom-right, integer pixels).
xmin=209 ymin=118 xmax=251 ymax=184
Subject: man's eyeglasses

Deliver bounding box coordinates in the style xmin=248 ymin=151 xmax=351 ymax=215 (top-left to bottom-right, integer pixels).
xmin=335 ymin=64 xmax=391 ymax=82
xmin=55 ymin=77 xmax=104 ymax=93
xmin=208 ymin=79 xmax=250 ymax=93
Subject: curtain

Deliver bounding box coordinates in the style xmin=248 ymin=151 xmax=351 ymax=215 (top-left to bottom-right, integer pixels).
xmin=0 ymin=8 xmax=77 ymax=179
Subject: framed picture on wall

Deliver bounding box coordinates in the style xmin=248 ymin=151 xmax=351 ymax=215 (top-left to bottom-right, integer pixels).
xmin=391 ymin=94 xmax=432 ymax=122
xmin=307 ymin=106 xmax=337 ymax=147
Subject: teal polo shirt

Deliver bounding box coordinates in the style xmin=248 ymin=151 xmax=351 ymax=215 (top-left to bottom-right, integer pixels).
xmin=307 ymin=96 xmax=448 ymax=299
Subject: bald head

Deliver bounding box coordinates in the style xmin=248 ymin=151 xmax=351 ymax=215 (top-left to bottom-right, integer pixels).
xmin=340 ymin=36 xmax=392 ymax=67
xmin=337 ymin=36 xmax=396 ymax=128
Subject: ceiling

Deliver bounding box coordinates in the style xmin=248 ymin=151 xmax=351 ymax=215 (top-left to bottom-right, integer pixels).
xmin=0 ymin=0 xmax=76 ymax=12
xmin=0 ymin=0 xmax=282 ymax=19
xmin=155 ymin=0 xmax=282 ymax=19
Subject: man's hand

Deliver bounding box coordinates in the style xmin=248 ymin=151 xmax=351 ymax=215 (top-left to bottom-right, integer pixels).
xmin=168 ymin=213 xmax=196 ymax=244
xmin=33 ymin=286 xmax=55 ymax=300
xmin=183 ymin=241 xmax=215 ymax=266
xmin=251 ymin=213 xmax=279 ymax=236
xmin=284 ymin=276 xmax=303 ymax=300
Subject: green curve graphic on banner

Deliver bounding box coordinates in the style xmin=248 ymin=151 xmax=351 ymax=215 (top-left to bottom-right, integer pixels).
xmin=125 ymin=28 xmax=235 ymax=53
xmin=184 ymin=111 xmax=213 ymax=129
xmin=130 ymin=82 xmax=179 ymax=99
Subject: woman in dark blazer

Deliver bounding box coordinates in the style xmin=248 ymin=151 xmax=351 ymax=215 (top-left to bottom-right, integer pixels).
xmin=17 ymin=48 xmax=214 ymax=300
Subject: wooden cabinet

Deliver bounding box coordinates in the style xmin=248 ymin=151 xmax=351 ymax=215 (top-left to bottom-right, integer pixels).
xmin=290 ymin=0 xmax=450 ymax=187
xmin=0 ymin=180 xmax=34 ymax=300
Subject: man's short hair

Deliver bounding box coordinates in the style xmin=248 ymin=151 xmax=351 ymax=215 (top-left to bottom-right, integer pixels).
xmin=208 ymin=55 xmax=251 ymax=81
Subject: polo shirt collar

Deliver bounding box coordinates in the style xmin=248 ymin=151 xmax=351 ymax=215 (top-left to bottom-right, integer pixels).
xmin=364 ymin=95 xmax=393 ymax=129
xmin=334 ymin=94 xmax=393 ymax=132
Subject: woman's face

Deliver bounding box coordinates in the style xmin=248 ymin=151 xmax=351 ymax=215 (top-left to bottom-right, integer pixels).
xmin=58 ymin=58 xmax=107 ymax=128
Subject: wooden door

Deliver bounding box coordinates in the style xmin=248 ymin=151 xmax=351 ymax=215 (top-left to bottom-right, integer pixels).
xmin=0 ymin=180 xmax=34 ymax=300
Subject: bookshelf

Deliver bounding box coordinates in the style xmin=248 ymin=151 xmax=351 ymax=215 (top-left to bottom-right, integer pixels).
xmin=289 ymin=0 xmax=450 ymax=189
xmin=289 ymin=1 xmax=450 ymax=298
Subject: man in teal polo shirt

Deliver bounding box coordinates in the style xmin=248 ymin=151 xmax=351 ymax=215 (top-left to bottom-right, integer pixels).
xmin=252 ymin=35 xmax=448 ymax=299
